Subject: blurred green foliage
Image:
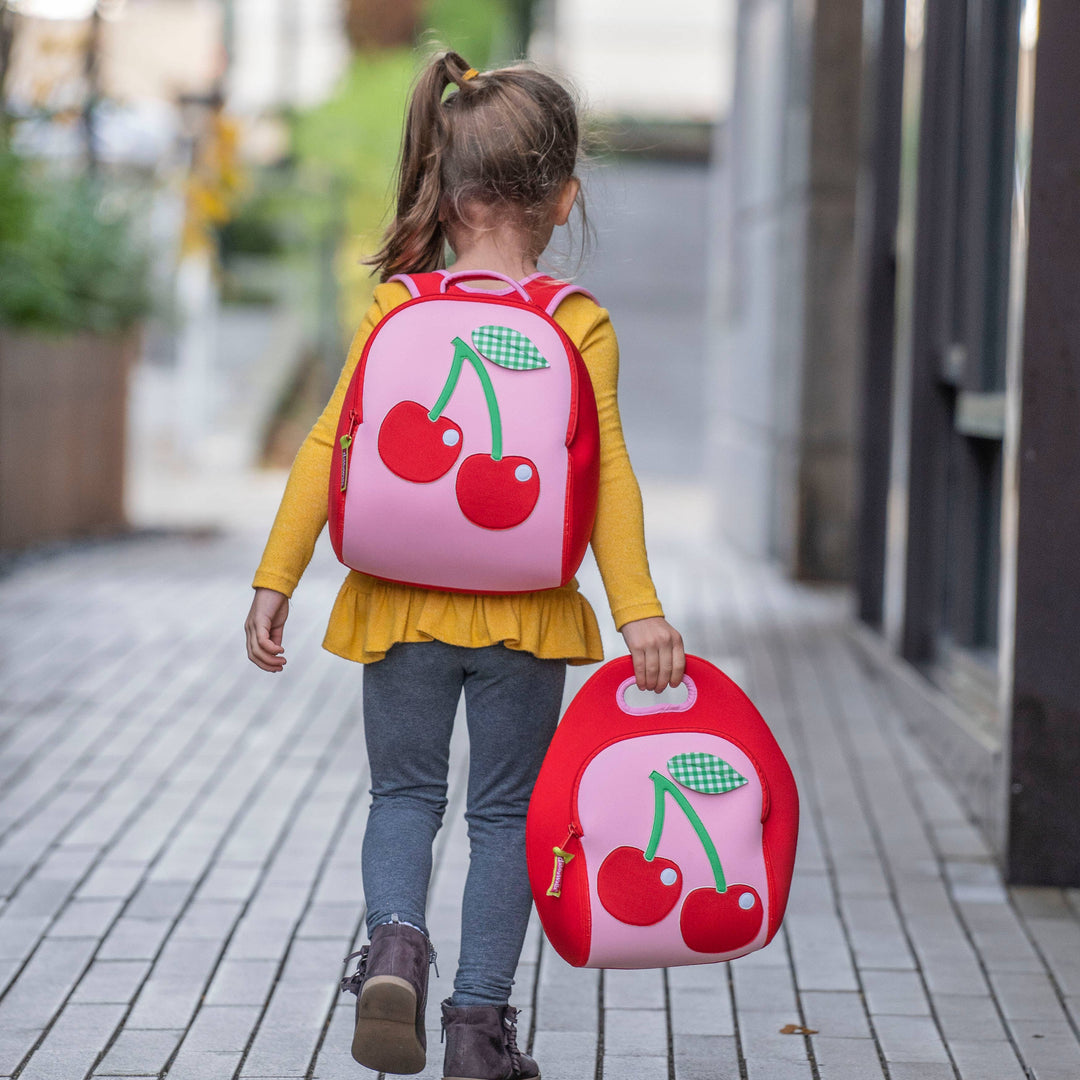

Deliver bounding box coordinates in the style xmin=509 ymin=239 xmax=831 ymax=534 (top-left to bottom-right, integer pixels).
xmin=0 ymin=148 xmax=153 ymax=335
xmin=425 ymin=0 xmax=515 ymax=67
xmin=287 ymin=0 xmax=521 ymax=331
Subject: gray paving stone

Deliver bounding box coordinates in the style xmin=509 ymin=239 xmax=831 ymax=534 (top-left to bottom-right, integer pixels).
xmin=1019 ymin=916 xmax=1080 ymax=995
xmin=94 ymin=1027 xmax=184 ymax=1075
xmin=959 ymin=901 xmax=1044 ymax=973
xmin=1011 ymin=887 xmax=1073 ymax=919
xmin=872 ymin=1014 xmax=950 ymax=1064
xmin=46 ymin=898 xmax=123 ymax=939
xmin=124 ymin=880 xmax=192 ymax=920
xmin=604 ymin=967 xmax=665 ymax=1010
xmin=669 ymin=981 xmax=735 ymax=1037
xmin=0 ymin=936 xmax=97 ymax=1048
xmin=173 ymin=899 xmax=244 ymax=940
xmin=732 ymin=1055 xmax=815 ymax=1080
xmin=195 ymin=862 xmax=263 ymax=901
xmin=240 ymin=984 xmax=337 ymax=1077
xmin=0 ymin=915 xmax=51 ymax=961
xmin=602 ymin=1007 xmax=668 ymax=1058
xmin=862 ymin=969 xmax=931 ymax=1016
xmin=70 ymin=960 xmax=151 ymax=1005
xmin=306 ymin=1002 xmax=379 ymax=1080
xmin=126 ymin=938 xmax=223 ymax=1029
xmin=735 ymin=1010 xmax=817 ymax=1065
xmin=11 ymin=1002 xmax=125 ymax=1080
xmin=76 ymin=861 xmax=148 ymax=900
xmin=732 ymin=960 xmax=796 ymax=1013
xmin=172 ymin=1003 xmax=261 ymax=1054
xmin=799 ymin=991 xmax=871 ymax=1039
xmin=159 ymin=1049 xmax=244 ymax=1080
xmin=947 ymin=1039 xmax=1027 ymax=1080
xmin=96 ymin=917 xmax=171 ymax=960
xmin=533 ymin=948 xmax=597 ymax=1034
xmin=811 ymin=1034 xmax=887 ymax=1074
xmin=885 ymin=1064 xmax=957 ymax=1080
xmin=990 ymin=970 xmax=1068 ymax=1021
xmin=295 ymin=901 xmax=358 ymax=940
xmin=1006 ymin=1019 xmax=1080 ymax=1072
xmin=601 ymin=1054 xmax=667 ymax=1079
xmin=932 ymin=992 xmax=1009 ymax=1043
xmin=671 ymin=1033 xmax=739 ymax=1080
xmin=785 ymin=913 xmax=859 ymax=992
xmin=841 ymin=895 xmax=916 ymax=970
xmin=204 ymin=959 xmax=279 ymax=1006
xmin=529 ymin=1031 xmax=597 ymax=1080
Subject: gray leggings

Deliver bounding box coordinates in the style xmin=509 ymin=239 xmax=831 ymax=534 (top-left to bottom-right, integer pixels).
xmin=361 ymin=640 xmax=565 ymax=1006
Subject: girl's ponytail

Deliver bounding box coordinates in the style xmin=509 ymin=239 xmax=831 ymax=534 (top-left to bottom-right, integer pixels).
xmin=370 ymin=51 xmax=475 ymax=280
xmin=368 ymin=50 xmax=585 ymax=281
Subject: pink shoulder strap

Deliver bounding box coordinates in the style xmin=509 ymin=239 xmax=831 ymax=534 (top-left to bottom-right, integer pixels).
xmin=389 ymin=270 xmax=596 ymax=316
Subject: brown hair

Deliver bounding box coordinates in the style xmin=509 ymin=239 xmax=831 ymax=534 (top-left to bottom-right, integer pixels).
xmin=368 ymin=50 xmax=586 ymax=281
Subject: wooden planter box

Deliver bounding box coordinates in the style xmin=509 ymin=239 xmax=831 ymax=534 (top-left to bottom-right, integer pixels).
xmin=0 ymin=328 xmax=139 ymax=551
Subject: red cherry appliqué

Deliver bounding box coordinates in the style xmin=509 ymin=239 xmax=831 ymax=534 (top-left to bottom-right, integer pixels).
xmin=597 ymin=846 xmax=683 ymax=925
xmin=378 ymin=401 xmax=463 ymax=483
xmin=680 ymin=884 xmax=763 ymax=954
xmin=455 ymin=453 xmax=540 ymax=530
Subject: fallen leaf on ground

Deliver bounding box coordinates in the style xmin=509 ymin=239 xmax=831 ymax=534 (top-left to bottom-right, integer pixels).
xmin=779 ymin=1024 xmax=819 ymax=1035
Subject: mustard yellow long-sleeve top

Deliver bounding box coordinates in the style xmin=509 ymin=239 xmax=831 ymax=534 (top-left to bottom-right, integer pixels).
xmin=251 ymin=279 xmax=663 ymax=664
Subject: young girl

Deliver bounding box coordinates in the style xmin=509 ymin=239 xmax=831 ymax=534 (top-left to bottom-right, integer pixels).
xmin=245 ymin=51 xmax=684 ymax=1080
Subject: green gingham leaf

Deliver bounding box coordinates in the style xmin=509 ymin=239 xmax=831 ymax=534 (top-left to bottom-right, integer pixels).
xmin=472 ymin=325 xmax=549 ymax=371
xmin=667 ymin=752 xmax=748 ymax=795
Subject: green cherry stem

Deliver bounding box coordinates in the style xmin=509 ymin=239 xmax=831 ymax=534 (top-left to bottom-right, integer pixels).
xmin=644 ymin=770 xmax=727 ymax=894
xmin=429 ymin=337 xmax=503 ymax=460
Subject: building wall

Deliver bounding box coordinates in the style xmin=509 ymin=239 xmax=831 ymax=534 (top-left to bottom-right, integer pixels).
xmin=707 ymin=0 xmax=862 ymax=580
xmin=535 ymin=0 xmax=735 ymax=122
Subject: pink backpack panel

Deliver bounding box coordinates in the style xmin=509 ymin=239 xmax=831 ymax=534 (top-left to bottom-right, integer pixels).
xmin=328 ymin=271 xmax=600 ymax=593
xmin=527 ymin=655 xmax=799 ymax=969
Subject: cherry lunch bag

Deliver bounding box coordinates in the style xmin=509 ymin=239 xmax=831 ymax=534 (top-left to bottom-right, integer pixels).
xmin=327 ymin=270 xmax=600 ymax=594
xmin=526 ymin=654 xmax=799 ymax=969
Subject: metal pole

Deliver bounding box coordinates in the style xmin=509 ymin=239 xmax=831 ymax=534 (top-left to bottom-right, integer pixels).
xmin=83 ymin=1 xmax=102 ymax=174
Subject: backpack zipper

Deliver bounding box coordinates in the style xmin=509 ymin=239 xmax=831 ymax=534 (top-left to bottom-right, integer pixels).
xmin=339 ymin=411 xmax=359 ymax=492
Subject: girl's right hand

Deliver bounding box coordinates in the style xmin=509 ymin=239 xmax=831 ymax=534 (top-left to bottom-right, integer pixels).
xmin=245 ymin=588 xmax=290 ymax=672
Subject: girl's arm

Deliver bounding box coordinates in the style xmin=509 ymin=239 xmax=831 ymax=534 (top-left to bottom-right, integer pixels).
xmin=245 ymin=283 xmax=410 ymax=671
xmin=251 ymin=283 xmax=410 ymax=597
xmin=559 ymin=296 xmax=685 ymax=690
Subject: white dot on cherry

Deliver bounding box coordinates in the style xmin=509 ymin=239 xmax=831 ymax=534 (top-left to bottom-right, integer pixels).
xmin=442 ymin=429 xmax=460 ymax=446
xmin=660 ymin=868 xmax=678 ymax=886
xmin=739 ymin=892 xmax=756 ymax=910
xmin=514 ymin=464 xmax=533 ymax=482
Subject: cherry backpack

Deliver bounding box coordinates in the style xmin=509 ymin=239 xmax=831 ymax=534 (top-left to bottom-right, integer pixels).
xmin=328 ymin=270 xmax=600 ymax=593
xmin=526 ymin=655 xmax=799 ymax=969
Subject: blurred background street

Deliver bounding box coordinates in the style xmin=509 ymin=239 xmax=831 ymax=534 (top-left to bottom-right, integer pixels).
xmin=3 ymin=1 xmax=1080 ymax=1078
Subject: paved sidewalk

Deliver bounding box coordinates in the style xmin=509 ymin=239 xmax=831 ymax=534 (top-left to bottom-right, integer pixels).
xmin=2 ymin=509 xmax=1079 ymax=1080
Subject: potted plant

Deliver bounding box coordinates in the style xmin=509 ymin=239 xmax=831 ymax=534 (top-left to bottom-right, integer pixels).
xmin=0 ymin=147 xmax=153 ymax=551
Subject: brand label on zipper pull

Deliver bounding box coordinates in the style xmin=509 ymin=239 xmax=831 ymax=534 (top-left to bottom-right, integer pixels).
xmin=547 ymin=846 xmax=575 ymax=898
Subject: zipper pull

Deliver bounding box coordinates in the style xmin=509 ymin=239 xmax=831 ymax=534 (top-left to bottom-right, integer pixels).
xmin=546 ymin=824 xmax=581 ymax=898
xmin=339 ymin=413 xmax=359 ymax=493
xmin=339 ymin=433 xmax=353 ymax=492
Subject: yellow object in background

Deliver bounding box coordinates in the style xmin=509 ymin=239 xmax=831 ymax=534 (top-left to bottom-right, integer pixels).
xmin=180 ymin=109 xmax=246 ymax=257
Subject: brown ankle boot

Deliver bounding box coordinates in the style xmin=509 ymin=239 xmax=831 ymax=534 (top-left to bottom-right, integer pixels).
xmin=340 ymin=919 xmax=438 ymax=1075
xmin=440 ymin=999 xmax=540 ymax=1080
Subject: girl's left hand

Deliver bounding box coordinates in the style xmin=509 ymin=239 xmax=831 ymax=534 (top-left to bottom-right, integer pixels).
xmin=620 ymin=617 xmax=685 ymax=692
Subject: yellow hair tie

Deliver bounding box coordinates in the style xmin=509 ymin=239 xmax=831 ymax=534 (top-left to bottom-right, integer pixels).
xmin=462 ymin=68 xmax=479 ymax=82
